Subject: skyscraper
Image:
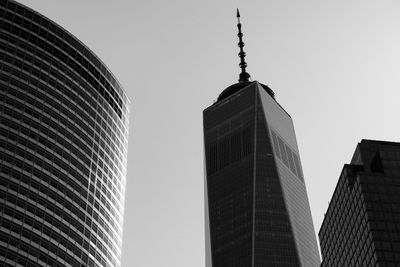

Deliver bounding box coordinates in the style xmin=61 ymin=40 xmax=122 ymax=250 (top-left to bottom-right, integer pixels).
xmin=0 ymin=1 xmax=130 ymax=266
xmin=319 ymin=139 xmax=400 ymax=266
xmin=203 ymin=10 xmax=320 ymax=267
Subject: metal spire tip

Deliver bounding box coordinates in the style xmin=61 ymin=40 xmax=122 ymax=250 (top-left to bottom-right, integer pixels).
xmin=236 ymin=9 xmax=250 ymax=82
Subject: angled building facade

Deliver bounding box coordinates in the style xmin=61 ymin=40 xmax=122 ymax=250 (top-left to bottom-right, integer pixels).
xmin=319 ymin=140 xmax=400 ymax=266
xmin=203 ymin=11 xmax=320 ymax=267
xmin=0 ymin=1 xmax=130 ymax=266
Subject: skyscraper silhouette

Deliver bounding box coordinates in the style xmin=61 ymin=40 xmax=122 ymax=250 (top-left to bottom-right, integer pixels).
xmin=203 ymin=10 xmax=320 ymax=267
xmin=319 ymin=140 xmax=400 ymax=266
xmin=0 ymin=1 xmax=130 ymax=266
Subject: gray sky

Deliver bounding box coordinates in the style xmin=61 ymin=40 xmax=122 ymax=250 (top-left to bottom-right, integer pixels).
xmin=17 ymin=0 xmax=400 ymax=266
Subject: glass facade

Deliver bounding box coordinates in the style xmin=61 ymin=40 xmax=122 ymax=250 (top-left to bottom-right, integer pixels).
xmin=319 ymin=140 xmax=400 ymax=266
xmin=0 ymin=1 xmax=130 ymax=266
xmin=203 ymin=81 xmax=320 ymax=266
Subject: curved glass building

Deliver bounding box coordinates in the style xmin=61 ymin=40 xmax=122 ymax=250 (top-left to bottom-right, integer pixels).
xmin=0 ymin=1 xmax=130 ymax=266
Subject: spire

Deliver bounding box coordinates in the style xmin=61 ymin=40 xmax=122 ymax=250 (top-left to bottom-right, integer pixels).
xmin=236 ymin=9 xmax=250 ymax=82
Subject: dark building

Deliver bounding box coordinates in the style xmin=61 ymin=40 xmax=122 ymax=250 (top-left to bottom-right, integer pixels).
xmin=319 ymin=140 xmax=400 ymax=266
xmin=203 ymin=10 xmax=320 ymax=267
xmin=0 ymin=1 xmax=130 ymax=266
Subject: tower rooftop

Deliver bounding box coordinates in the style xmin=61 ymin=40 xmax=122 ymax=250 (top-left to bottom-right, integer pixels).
xmin=217 ymin=81 xmax=275 ymax=102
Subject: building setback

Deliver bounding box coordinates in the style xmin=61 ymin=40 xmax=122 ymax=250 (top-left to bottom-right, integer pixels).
xmin=319 ymin=140 xmax=400 ymax=266
xmin=0 ymin=1 xmax=130 ymax=266
xmin=203 ymin=10 xmax=320 ymax=267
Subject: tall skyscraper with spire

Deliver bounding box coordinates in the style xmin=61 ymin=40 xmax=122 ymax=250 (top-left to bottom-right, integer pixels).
xmin=203 ymin=10 xmax=320 ymax=267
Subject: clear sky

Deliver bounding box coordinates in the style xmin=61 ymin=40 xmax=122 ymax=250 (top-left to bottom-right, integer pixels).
xmin=16 ymin=0 xmax=400 ymax=266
